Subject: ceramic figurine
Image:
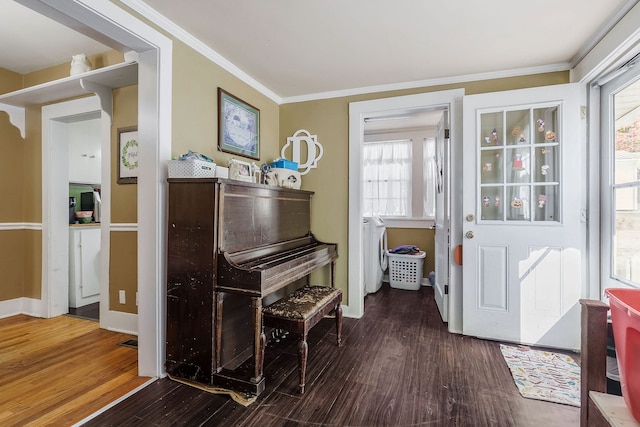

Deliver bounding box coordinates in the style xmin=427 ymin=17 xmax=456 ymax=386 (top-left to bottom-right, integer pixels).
xmin=70 ymin=54 xmax=92 ymax=76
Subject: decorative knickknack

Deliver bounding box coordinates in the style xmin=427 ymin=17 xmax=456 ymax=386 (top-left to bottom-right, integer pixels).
xmin=70 ymin=54 xmax=92 ymax=76
xmin=281 ymin=129 xmax=324 ymax=175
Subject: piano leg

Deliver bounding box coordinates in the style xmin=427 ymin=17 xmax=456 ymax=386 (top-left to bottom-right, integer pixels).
xmin=251 ymin=296 xmax=265 ymax=383
xmin=214 ymin=291 xmax=223 ymax=372
xmin=298 ymin=335 xmax=308 ymax=394
xmin=331 ymin=260 xmax=336 ymax=288
xmin=335 ymin=304 xmax=343 ymax=346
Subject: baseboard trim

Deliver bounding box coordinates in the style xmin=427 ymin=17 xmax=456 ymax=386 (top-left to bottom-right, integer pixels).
xmin=102 ymin=310 xmax=138 ymax=335
xmin=0 ymin=297 xmax=44 ymax=319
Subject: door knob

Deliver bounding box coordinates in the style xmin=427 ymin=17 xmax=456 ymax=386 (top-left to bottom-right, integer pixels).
xmin=466 ymin=214 xmax=474 ymax=222
xmin=465 ymin=231 xmax=474 ymax=239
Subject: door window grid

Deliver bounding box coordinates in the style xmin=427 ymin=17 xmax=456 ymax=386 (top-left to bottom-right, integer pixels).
xmin=477 ymin=104 xmax=561 ymax=223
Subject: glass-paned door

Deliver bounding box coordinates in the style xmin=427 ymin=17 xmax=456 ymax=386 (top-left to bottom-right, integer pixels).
xmin=463 ymin=84 xmax=585 ymax=350
xmin=479 ymin=106 xmax=560 ymax=222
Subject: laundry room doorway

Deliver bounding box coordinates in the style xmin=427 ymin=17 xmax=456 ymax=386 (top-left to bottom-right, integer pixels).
xmin=348 ymin=89 xmax=464 ymax=332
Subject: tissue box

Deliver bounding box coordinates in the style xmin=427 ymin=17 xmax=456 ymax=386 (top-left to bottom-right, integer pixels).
xmin=270 ymin=159 xmax=298 ymax=171
xmin=215 ymin=166 xmax=229 ymax=178
xmin=168 ymin=159 xmax=216 ymax=178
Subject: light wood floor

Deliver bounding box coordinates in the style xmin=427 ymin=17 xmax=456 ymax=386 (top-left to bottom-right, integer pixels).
xmin=0 ymin=314 xmax=149 ymax=426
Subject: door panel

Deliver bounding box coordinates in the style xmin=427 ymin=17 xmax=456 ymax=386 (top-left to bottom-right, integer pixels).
xmin=462 ymin=83 xmax=585 ymax=350
xmin=478 ymin=245 xmax=508 ymax=310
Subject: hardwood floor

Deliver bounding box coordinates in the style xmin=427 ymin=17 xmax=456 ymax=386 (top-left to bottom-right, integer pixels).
xmin=83 ymin=285 xmax=580 ymax=426
xmin=0 ymin=314 xmax=148 ymax=426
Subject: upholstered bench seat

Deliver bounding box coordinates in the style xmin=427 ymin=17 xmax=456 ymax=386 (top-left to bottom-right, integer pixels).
xmin=263 ymin=285 xmax=342 ymax=394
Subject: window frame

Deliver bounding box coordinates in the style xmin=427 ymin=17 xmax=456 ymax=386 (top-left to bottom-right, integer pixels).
xmin=601 ymin=66 xmax=640 ymax=290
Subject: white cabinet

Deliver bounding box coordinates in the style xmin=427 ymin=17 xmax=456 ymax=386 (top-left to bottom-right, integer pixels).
xmin=69 ymin=226 xmax=101 ymax=308
xmin=68 ymin=116 xmax=101 ymax=184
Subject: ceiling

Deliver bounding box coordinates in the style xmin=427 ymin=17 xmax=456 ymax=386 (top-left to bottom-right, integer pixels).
xmin=2 ymin=0 xmax=637 ymax=131
xmin=3 ymin=0 xmax=635 ymax=98
xmin=0 ymin=1 xmax=110 ymax=75
xmin=138 ymin=0 xmax=633 ymax=100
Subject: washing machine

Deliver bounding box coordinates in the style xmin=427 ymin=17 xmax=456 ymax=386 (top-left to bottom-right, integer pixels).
xmin=363 ymin=216 xmax=388 ymax=294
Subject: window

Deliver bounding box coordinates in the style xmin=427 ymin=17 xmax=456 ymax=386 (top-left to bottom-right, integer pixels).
xmin=363 ymin=137 xmax=436 ymax=220
xmin=602 ymin=69 xmax=640 ymax=288
xmin=363 ymin=139 xmax=412 ymax=216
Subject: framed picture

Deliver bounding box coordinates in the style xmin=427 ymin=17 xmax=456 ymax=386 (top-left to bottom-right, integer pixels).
xmin=218 ymin=88 xmax=260 ymax=160
xmin=118 ymin=126 xmax=138 ymax=184
xmin=228 ymin=158 xmax=255 ymax=183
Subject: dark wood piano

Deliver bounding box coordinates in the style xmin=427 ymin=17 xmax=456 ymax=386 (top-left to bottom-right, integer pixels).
xmin=165 ymin=178 xmax=338 ymax=396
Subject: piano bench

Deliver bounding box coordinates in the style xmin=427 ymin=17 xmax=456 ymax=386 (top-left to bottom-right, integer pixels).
xmin=263 ymin=285 xmax=343 ymax=394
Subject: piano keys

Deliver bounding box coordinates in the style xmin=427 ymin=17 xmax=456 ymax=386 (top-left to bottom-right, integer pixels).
xmin=165 ymin=178 xmax=337 ymax=395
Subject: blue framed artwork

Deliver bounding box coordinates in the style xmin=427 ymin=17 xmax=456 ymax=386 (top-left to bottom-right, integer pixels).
xmin=218 ymin=88 xmax=260 ymax=160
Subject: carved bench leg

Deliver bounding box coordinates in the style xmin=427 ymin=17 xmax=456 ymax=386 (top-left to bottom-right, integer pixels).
xmin=298 ymin=334 xmax=308 ymax=394
xmin=335 ymin=304 xmax=342 ymax=346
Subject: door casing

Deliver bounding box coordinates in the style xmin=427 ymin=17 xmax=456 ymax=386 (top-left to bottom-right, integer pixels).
xmin=348 ymin=89 xmax=464 ymax=333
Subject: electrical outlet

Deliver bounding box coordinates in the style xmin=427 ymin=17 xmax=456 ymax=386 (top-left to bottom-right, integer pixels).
xmin=119 ymin=290 xmax=126 ymax=304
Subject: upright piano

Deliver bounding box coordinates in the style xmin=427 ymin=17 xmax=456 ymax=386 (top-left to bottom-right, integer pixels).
xmin=165 ymin=178 xmax=338 ymax=395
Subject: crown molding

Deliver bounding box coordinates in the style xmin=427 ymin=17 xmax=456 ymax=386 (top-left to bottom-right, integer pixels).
xmin=120 ymin=0 xmax=282 ymax=104
xmin=280 ymin=63 xmax=571 ymax=104
xmin=570 ymin=0 xmax=640 ymax=68
xmin=121 ymin=1 xmax=575 ymax=106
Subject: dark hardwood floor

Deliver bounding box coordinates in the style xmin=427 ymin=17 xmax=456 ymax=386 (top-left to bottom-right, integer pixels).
xmin=67 ymin=302 xmax=99 ymax=321
xmin=82 ymin=285 xmax=580 ymax=426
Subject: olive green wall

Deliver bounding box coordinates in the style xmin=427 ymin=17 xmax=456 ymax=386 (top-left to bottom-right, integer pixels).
xmin=0 ymin=51 xmax=135 ymax=306
xmin=0 ymin=68 xmax=26 ymax=301
xmin=279 ymin=71 xmax=570 ymax=304
xmin=387 ymin=229 xmax=435 ymax=279
xmin=170 ymin=41 xmax=280 ymax=164
xmin=110 ymin=84 xmax=139 ymax=314
xmin=110 ymin=232 xmax=138 ymax=313
xmin=0 ymin=67 xmax=22 ymax=95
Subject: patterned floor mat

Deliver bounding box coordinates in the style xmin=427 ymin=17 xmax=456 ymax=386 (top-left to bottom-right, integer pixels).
xmin=500 ymin=344 xmax=580 ymax=407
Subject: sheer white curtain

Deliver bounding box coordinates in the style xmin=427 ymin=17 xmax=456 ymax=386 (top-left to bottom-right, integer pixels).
xmin=423 ymin=138 xmax=436 ymax=218
xmin=363 ymin=139 xmax=412 ymax=217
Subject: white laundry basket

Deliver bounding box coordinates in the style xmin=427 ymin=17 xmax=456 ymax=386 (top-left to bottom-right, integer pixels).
xmin=386 ymin=250 xmax=426 ymax=290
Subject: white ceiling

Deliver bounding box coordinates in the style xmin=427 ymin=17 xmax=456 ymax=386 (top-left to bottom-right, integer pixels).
xmin=1 ymin=0 xmax=636 ymax=111
xmin=138 ymin=0 xmax=633 ymax=99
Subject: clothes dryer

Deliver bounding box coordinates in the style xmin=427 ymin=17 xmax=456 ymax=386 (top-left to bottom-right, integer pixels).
xmin=363 ymin=216 xmax=388 ymax=294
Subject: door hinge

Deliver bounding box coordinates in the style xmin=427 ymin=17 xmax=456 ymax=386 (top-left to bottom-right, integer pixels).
xmin=444 ymin=129 xmax=450 ymax=139
xmin=444 ymin=284 xmax=449 ymax=295
xmin=580 ymin=106 xmax=587 ymax=119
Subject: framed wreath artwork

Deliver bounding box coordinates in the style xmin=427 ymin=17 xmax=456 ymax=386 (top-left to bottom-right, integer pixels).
xmin=118 ymin=126 xmax=138 ymax=184
xmin=218 ymin=88 xmax=260 ymax=160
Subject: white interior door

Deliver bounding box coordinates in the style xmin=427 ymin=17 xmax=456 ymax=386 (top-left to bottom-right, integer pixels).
xmin=462 ymin=83 xmax=586 ymax=350
xmin=434 ymin=111 xmax=450 ymax=321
